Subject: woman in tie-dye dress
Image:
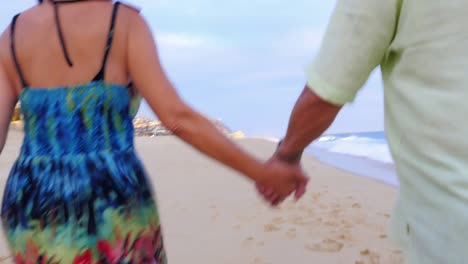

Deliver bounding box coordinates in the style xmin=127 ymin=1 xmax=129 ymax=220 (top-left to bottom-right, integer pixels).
xmin=0 ymin=0 xmax=308 ymax=263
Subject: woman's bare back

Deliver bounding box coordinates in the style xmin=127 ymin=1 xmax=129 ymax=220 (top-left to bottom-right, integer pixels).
xmin=0 ymin=0 xmax=140 ymax=95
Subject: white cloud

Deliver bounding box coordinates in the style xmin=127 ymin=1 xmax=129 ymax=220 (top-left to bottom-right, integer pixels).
xmin=270 ymin=27 xmax=325 ymax=63
xmin=153 ymin=32 xmax=251 ymax=79
xmin=157 ymin=33 xmax=208 ymax=49
xmin=234 ymin=69 xmax=303 ymax=83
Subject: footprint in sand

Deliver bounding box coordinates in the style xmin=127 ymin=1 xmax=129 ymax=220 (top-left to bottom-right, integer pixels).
xmin=243 ymin=236 xmax=266 ymax=248
xmin=352 ymin=215 xmax=366 ymax=225
xmin=335 ymin=232 xmax=353 ymax=241
xmin=323 ymin=221 xmax=340 ymax=228
xmin=0 ymin=257 xmax=11 ymax=263
xmin=319 ymin=204 xmax=329 ymax=210
xmin=361 ymin=249 xmax=370 ymax=255
xmin=310 ymin=193 xmax=321 ymax=201
xmin=243 ymin=236 xmax=255 ymax=247
xmin=305 ymin=238 xmax=344 ymax=253
xmin=352 ymin=203 xmax=362 ymax=209
xmin=290 ymin=216 xmax=315 ymax=226
xmin=379 ymin=234 xmax=388 ymax=239
xmin=237 ymin=215 xmax=257 ymax=222
xmin=306 ymin=208 xmax=315 ymax=216
xmin=289 ymin=215 xmax=302 ymax=221
xmin=331 ymin=202 xmax=341 ymax=208
xmin=250 ymin=257 xmax=267 ymax=264
xmin=341 ymin=219 xmax=353 ymax=229
xmin=272 ymin=217 xmax=286 ymax=225
xmin=211 ymin=208 xmax=220 ymax=221
xmin=329 ymin=209 xmax=341 ymax=217
xmin=264 ymin=224 xmax=281 ymax=232
xmin=358 ymin=249 xmax=381 ymax=264
xmin=285 ymin=204 xmax=298 ymax=211
xmin=286 ymin=228 xmax=297 ymax=239
xmin=365 ymin=250 xmax=382 ymax=263
xmin=380 ymin=213 xmax=391 ymax=218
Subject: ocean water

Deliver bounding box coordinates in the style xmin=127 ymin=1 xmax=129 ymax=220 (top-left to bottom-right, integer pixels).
xmin=313 ymin=131 xmax=393 ymax=164
xmin=308 ymin=131 xmax=399 ymax=186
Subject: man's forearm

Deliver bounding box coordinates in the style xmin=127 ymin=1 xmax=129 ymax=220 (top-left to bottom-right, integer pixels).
xmin=277 ymin=86 xmax=342 ymax=161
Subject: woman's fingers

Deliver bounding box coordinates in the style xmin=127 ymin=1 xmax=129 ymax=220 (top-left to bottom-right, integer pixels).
xmin=256 ymin=184 xmax=283 ymax=205
xmin=294 ymin=177 xmax=309 ymax=200
xmin=271 ymin=196 xmax=286 ymax=206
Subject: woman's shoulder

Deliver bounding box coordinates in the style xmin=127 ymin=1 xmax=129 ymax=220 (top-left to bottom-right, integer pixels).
xmin=0 ymin=5 xmax=44 ymax=49
xmin=119 ymin=1 xmax=142 ymax=14
xmin=113 ymin=0 xmax=145 ymax=29
xmin=0 ymin=14 xmax=17 ymax=66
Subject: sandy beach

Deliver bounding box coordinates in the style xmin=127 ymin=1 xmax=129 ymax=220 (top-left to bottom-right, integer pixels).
xmin=0 ymin=129 xmax=403 ymax=264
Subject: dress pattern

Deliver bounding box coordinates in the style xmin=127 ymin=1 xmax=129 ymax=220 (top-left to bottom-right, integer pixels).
xmin=1 ymin=83 xmax=167 ymax=264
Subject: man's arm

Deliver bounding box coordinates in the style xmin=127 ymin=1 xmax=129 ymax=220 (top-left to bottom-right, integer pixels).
xmin=259 ymin=0 xmax=401 ymax=204
xmin=255 ymin=86 xmax=339 ymax=204
xmin=276 ymin=0 xmax=401 ymax=161
xmin=275 ymin=86 xmax=341 ymax=163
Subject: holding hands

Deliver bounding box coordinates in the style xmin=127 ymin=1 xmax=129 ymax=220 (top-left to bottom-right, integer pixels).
xmin=255 ymin=141 xmax=308 ymax=206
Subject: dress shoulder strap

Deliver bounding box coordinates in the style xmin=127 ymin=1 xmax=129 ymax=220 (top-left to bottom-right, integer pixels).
xmin=10 ymin=14 xmax=29 ymax=88
xmin=92 ymin=1 xmax=121 ymax=82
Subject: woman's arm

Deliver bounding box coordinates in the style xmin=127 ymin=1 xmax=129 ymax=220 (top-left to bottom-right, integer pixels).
xmin=125 ymin=13 xmax=307 ymax=199
xmin=0 ymin=59 xmax=17 ymax=155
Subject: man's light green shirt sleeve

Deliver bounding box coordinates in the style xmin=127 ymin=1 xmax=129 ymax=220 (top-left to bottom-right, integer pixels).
xmin=306 ymin=0 xmax=400 ymax=105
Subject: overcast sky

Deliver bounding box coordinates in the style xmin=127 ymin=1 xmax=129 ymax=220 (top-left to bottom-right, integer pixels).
xmin=2 ymin=0 xmax=385 ymax=137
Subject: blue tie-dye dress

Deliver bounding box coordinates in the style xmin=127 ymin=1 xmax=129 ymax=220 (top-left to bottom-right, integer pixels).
xmin=1 ymin=2 xmax=166 ymax=263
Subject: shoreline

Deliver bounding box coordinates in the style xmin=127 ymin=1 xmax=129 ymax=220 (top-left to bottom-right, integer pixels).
xmin=308 ymin=147 xmax=398 ymax=187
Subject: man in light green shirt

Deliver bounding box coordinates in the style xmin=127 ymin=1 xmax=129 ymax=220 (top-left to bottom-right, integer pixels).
xmin=262 ymin=0 xmax=468 ymax=263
